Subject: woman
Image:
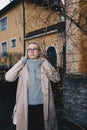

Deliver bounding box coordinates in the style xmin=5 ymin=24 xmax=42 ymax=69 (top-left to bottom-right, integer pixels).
xmin=5 ymin=42 xmax=60 ymax=130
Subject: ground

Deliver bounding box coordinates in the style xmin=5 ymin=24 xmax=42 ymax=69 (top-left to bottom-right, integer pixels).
xmin=0 ymin=81 xmax=86 ymax=130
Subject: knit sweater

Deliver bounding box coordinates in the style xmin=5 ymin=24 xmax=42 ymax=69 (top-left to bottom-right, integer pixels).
xmin=26 ymin=59 xmax=43 ymax=105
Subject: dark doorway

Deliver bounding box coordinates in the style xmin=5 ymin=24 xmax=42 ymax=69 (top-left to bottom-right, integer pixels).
xmin=46 ymin=46 xmax=57 ymax=68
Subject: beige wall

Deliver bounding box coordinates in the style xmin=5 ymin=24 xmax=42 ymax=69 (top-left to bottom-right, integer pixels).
xmin=0 ymin=2 xmax=63 ymax=66
xmin=26 ymin=32 xmax=64 ymax=67
xmin=25 ymin=3 xmax=61 ymax=33
xmin=66 ymin=0 xmax=87 ymax=74
xmin=1 ymin=1 xmax=87 ymax=74
xmin=0 ymin=2 xmax=64 ymax=66
xmin=79 ymin=2 xmax=87 ymax=74
xmin=25 ymin=2 xmax=64 ymax=67
xmin=0 ymin=3 xmax=24 ymax=54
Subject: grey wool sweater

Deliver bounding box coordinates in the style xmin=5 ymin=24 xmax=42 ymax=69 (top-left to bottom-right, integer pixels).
xmin=26 ymin=59 xmax=43 ymax=105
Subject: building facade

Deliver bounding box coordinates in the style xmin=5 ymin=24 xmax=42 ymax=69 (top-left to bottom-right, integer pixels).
xmin=0 ymin=0 xmax=87 ymax=128
xmin=66 ymin=0 xmax=87 ymax=74
xmin=0 ymin=1 xmax=24 ymax=55
xmin=0 ymin=0 xmax=87 ymax=74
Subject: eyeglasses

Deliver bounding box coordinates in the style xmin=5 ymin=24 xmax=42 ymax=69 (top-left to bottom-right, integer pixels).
xmin=27 ymin=48 xmax=39 ymax=52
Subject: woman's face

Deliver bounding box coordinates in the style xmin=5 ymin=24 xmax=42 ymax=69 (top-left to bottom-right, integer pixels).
xmin=27 ymin=43 xmax=41 ymax=59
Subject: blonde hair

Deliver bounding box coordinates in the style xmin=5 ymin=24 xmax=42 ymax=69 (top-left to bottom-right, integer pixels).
xmin=27 ymin=42 xmax=41 ymax=51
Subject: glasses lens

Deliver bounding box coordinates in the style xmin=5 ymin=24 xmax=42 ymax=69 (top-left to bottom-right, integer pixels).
xmin=27 ymin=48 xmax=39 ymax=52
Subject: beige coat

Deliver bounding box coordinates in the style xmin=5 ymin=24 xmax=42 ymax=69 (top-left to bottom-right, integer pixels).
xmin=5 ymin=58 xmax=60 ymax=130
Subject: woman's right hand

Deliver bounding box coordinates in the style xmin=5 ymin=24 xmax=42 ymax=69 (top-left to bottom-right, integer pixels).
xmin=21 ymin=56 xmax=28 ymax=64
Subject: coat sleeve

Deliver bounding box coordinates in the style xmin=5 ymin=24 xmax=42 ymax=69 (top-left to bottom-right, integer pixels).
xmin=42 ymin=59 xmax=60 ymax=82
xmin=5 ymin=57 xmax=27 ymax=82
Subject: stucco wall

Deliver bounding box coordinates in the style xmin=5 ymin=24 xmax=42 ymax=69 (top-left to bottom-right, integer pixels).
xmin=66 ymin=0 xmax=87 ymax=74
xmin=0 ymin=3 xmax=24 ymax=54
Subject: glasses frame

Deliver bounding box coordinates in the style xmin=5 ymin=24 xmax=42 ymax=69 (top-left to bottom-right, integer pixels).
xmin=27 ymin=48 xmax=40 ymax=53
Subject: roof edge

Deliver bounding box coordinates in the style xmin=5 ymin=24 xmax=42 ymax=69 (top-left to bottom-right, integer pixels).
xmin=0 ymin=0 xmax=21 ymax=16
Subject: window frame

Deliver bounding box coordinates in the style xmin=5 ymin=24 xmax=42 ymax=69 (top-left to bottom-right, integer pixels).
xmin=0 ymin=16 xmax=8 ymax=32
xmin=1 ymin=41 xmax=8 ymax=56
xmin=10 ymin=38 xmax=17 ymax=48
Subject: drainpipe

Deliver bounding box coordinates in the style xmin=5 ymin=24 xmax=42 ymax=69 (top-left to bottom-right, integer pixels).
xmin=63 ymin=0 xmax=66 ymax=77
xmin=22 ymin=0 xmax=26 ymax=55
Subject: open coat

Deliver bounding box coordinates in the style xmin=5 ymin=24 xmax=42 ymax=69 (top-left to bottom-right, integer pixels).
xmin=5 ymin=58 xmax=60 ymax=130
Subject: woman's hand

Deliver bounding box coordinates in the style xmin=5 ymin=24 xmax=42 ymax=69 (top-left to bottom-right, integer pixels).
xmin=40 ymin=57 xmax=46 ymax=61
xmin=21 ymin=56 xmax=28 ymax=64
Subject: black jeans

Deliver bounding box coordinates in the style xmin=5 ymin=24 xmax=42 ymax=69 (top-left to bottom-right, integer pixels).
xmin=28 ymin=104 xmax=45 ymax=130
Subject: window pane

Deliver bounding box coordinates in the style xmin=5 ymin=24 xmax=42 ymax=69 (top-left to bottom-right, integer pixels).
xmin=0 ymin=17 xmax=7 ymax=31
xmin=2 ymin=42 xmax=7 ymax=56
xmin=11 ymin=39 xmax=16 ymax=48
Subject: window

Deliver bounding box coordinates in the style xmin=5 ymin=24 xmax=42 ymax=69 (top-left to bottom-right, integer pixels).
xmin=11 ymin=38 xmax=16 ymax=48
xmin=49 ymin=0 xmax=64 ymax=12
xmin=2 ymin=42 xmax=7 ymax=56
xmin=0 ymin=17 xmax=7 ymax=31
